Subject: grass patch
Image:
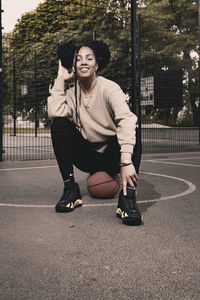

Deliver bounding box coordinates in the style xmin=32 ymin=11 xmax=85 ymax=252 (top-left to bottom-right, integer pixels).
xmin=3 ymin=128 xmax=51 ymax=134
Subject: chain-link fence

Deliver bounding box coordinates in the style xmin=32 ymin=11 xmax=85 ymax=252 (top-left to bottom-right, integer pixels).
xmin=138 ymin=8 xmax=200 ymax=154
xmin=1 ymin=0 xmax=200 ymax=160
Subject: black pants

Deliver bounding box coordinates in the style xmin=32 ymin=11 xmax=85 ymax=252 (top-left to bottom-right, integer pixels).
xmin=51 ymin=118 xmax=142 ymax=181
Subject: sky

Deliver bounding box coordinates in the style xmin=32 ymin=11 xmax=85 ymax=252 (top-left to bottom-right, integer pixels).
xmin=2 ymin=0 xmax=45 ymax=33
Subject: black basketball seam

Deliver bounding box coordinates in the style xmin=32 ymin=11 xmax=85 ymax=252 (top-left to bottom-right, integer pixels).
xmin=87 ymin=179 xmax=118 ymax=188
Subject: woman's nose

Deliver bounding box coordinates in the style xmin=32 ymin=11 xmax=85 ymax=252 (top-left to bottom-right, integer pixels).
xmin=80 ymin=58 xmax=88 ymax=65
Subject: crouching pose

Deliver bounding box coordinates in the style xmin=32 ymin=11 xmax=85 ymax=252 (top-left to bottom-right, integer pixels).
xmin=47 ymin=40 xmax=142 ymax=226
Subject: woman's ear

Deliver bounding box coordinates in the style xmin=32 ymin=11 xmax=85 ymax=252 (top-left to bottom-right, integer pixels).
xmin=95 ymin=63 xmax=98 ymax=71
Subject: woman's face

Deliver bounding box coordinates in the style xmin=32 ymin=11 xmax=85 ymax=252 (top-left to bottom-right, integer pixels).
xmin=74 ymin=46 xmax=98 ymax=79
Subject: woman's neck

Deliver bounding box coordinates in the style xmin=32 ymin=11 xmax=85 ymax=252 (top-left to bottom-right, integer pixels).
xmin=78 ymin=75 xmax=97 ymax=94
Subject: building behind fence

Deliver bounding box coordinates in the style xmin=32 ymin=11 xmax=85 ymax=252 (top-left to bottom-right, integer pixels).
xmin=1 ymin=0 xmax=200 ymax=161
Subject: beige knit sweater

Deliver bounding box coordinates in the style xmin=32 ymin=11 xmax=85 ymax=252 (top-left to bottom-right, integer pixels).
xmin=48 ymin=76 xmax=137 ymax=154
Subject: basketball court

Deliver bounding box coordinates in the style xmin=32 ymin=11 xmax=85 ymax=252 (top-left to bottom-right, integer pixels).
xmin=0 ymin=152 xmax=200 ymax=299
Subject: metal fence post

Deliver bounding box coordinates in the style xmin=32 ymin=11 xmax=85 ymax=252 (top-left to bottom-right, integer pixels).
xmin=0 ymin=0 xmax=3 ymax=161
xmin=137 ymin=13 xmax=142 ymax=153
xmin=131 ymin=0 xmax=137 ymax=115
xmin=34 ymin=50 xmax=38 ymax=138
xmin=198 ymin=0 xmax=200 ymax=144
xmin=137 ymin=14 xmax=141 ymax=131
xmin=131 ymin=1 xmax=142 ymax=161
xmin=13 ymin=58 xmax=17 ymax=136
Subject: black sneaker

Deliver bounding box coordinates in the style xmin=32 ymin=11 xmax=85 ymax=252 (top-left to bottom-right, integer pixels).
xmin=116 ymin=187 xmax=142 ymax=226
xmin=55 ymin=183 xmax=83 ymax=213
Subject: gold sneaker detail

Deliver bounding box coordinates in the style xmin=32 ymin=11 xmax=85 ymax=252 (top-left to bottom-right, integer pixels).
xmin=122 ymin=211 xmax=128 ymax=219
xmin=66 ymin=203 xmax=73 ymax=208
xmin=74 ymin=199 xmax=83 ymax=207
xmin=116 ymin=189 xmax=142 ymax=225
xmin=55 ymin=183 xmax=82 ymax=213
xmin=116 ymin=208 xmax=122 ymax=217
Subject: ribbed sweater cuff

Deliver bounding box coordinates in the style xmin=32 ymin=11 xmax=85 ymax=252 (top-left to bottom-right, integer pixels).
xmin=120 ymin=144 xmax=134 ymax=154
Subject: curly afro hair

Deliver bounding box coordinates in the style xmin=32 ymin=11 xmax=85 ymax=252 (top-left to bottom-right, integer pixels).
xmin=57 ymin=40 xmax=76 ymax=70
xmin=57 ymin=40 xmax=110 ymax=71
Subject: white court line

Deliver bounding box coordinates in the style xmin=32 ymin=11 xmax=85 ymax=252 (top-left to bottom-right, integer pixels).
xmin=139 ymin=171 xmax=196 ymax=203
xmin=0 ymin=171 xmax=196 ymax=208
xmin=0 ymin=165 xmax=57 ymax=171
xmin=144 ymin=160 xmax=200 ymax=167
xmin=1 ymin=155 xmax=200 ymax=171
xmin=143 ymin=156 xmax=200 ymax=162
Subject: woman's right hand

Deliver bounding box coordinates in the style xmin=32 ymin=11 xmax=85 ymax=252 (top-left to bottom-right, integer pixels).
xmin=57 ymin=59 xmax=74 ymax=81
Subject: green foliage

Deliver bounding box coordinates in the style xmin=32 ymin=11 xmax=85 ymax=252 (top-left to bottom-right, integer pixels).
xmin=4 ymin=0 xmax=133 ymax=119
xmin=11 ymin=0 xmax=97 ymax=50
xmin=138 ymin=0 xmax=199 ymax=125
xmin=2 ymin=0 xmax=199 ymax=125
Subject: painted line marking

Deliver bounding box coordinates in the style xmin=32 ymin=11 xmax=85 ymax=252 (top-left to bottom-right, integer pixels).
xmin=0 ymin=172 xmax=196 ymax=208
xmin=143 ymin=156 xmax=200 ymax=162
xmin=0 ymin=154 xmax=200 ymax=171
xmin=139 ymin=171 xmax=196 ymax=203
xmin=0 ymin=166 xmax=57 ymax=171
xmin=144 ymin=160 xmax=200 ymax=167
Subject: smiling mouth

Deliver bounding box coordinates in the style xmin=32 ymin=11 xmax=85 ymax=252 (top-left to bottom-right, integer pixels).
xmin=79 ymin=68 xmax=90 ymax=74
xmin=80 ymin=67 xmax=89 ymax=71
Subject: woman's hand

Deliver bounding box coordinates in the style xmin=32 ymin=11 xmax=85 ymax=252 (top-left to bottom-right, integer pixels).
xmin=120 ymin=163 xmax=138 ymax=196
xmin=57 ymin=59 xmax=74 ymax=81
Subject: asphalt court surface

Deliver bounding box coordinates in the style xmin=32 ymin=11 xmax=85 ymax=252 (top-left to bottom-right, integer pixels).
xmin=0 ymin=152 xmax=200 ymax=300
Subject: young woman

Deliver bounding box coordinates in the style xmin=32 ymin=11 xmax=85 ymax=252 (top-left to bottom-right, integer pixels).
xmin=47 ymin=40 xmax=142 ymax=226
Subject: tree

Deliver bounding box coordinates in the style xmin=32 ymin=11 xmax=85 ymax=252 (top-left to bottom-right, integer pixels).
xmin=138 ymin=0 xmax=199 ymax=126
xmin=11 ymin=0 xmax=96 ymax=49
xmin=4 ymin=0 xmax=199 ymax=126
xmin=5 ymin=0 xmax=133 ymax=119
xmin=5 ymin=1 xmax=108 ymax=118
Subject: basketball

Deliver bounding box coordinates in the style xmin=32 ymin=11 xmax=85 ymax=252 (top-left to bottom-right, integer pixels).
xmin=87 ymin=171 xmax=120 ymax=199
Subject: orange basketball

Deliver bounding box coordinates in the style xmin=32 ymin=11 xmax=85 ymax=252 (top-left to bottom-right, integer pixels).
xmin=87 ymin=171 xmax=120 ymax=199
